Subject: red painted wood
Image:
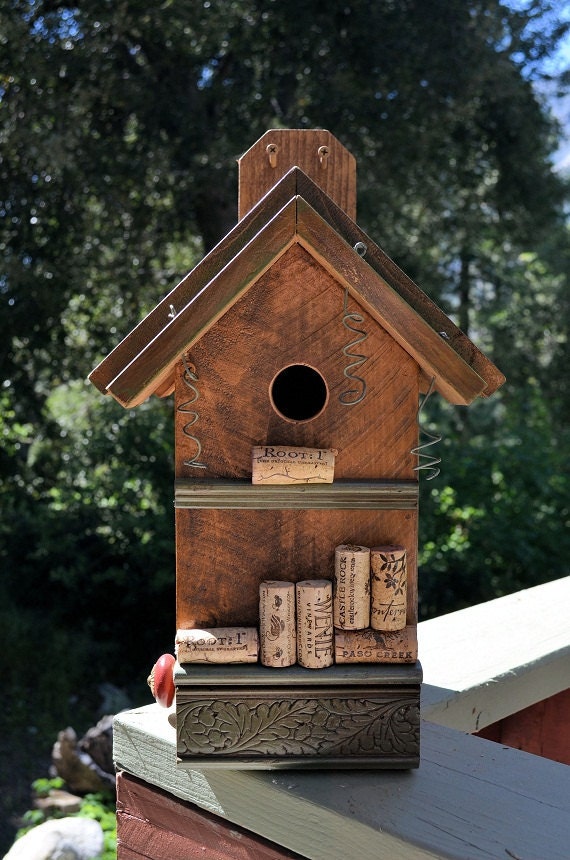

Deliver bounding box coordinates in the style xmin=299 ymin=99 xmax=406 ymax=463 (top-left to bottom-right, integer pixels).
xmin=476 ymin=689 xmax=570 ymax=765
xmin=116 ymin=772 xmax=303 ymax=860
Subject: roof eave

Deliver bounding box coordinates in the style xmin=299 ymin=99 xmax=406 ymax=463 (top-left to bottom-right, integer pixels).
xmin=90 ymin=168 xmax=504 ymax=408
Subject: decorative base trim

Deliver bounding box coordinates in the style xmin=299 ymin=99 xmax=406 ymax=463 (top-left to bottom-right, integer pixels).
xmin=175 ymin=673 xmax=421 ymax=769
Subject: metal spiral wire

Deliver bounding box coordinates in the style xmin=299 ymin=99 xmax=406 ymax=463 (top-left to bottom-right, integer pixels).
xmin=178 ymin=355 xmax=207 ymax=469
xmin=339 ymin=285 xmax=368 ymax=406
xmin=411 ymin=376 xmax=442 ymax=480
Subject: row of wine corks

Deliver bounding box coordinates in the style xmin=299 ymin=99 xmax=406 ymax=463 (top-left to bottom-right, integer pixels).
xmin=334 ymin=544 xmax=407 ymax=631
xmin=259 ymin=577 xmax=416 ymax=668
xmin=175 ymin=617 xmax=417 ymax=668
xmin=175 ymin=545 xmax=415 ymax=668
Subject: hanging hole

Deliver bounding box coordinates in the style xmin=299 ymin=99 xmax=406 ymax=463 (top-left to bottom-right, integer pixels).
xmin=318 ymin=145 xmax=329 ymax=166
xmin=270 ymin=364 xmax=328 ymax=423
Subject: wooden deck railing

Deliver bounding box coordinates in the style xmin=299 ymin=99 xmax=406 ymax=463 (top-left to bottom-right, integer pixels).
xmin=114 ymin=576 xmax=570 ymax=859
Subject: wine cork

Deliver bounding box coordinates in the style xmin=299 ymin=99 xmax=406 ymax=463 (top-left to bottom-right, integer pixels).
xmin=259 ymin=581 xmax=297 ymax=667
xmin=333 ymin=544 xmax=370 ymax=630
xmin=252 ymin=446 xmax=336 ymax=484
xmin=334 ymin=626 xmax=417 ymax=664
xmin=175 ymin=627 xmax=259 ymax=663
xmin=296 ymin=579 xmax=334 ymax=669
xmin=370 ymin=546 xmax=407 ymax=630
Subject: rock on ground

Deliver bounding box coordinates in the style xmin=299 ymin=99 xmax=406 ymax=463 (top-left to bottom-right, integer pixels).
xmin=51 ymin=721 xmax=115 ymax=795
xmin=2 ymin=817 xmax=103 ymax=860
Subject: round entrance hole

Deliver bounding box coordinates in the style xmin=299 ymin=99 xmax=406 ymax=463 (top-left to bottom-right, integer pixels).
xmin=270 ymin=364 xmax=328 ymax=422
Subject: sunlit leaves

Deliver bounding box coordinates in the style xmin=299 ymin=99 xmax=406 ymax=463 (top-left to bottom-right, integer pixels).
xmin=1 ymin=0 xmax=569 ymax=678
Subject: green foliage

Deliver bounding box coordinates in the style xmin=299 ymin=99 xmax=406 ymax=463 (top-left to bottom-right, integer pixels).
xmin=16 ymin=779 xmax=116 ymax=860
xmin=29 ymin=777 xmax=65 ymax=798
xmin=0 ymin=589 xmax=100 ymax=743
xmin=77 ymin=793 xmax=117 ymax=860
xmin=419 ymin=384 xmax=570 ymax=617
xmin=0 ymin=0 xmax=569 ymax=847
xmin=1 ymin=380 xmax=176 ymax=689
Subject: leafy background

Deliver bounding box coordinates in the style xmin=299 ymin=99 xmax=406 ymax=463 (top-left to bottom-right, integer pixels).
xmin=1 ymin=0 xmax=569 ymax=853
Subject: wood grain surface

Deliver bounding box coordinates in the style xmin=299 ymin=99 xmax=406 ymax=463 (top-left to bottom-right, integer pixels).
xmin=175 ymin=244 xmax=420 ymax=479
xmin=117 ymin=771 xmax=303 ymax=859
xmin=238 ymin=128 xmax=356 ymax=219
xmin=91 ymin=166 xmax=504 ymax=407
xmin=176 ymin=508 xmax=417 ymax=629
xmin=174 ymin=245 xmax=419 ymax=631
xmin=114 ymin=704 xmax=570 ymax=860
xmin=476 ymin=688 xmax=570 ymax=765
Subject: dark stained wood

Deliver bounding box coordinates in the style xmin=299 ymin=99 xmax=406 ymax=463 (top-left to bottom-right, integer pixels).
xmin=176 ymin=508 xmax=417 ymax=629
xmin=476 ymin=688 xmax=570 ymax=765
xmin=174 ymin=480 xmax=419 ymax=509
xmin=238 ymin=129 xmax=356 ymax=220
xmin=294 ymin=171 xmax=505 ymax=398
xmin=89 ymin=171 xmax=300 ymax=398
xmin=296 ymin=199 xmax=487 ymax=406
xmin=175 ymin=676 xmax=421 ymax=768
xmin=116 ymin=771 xmax=303 ymax=859
xmin=107 ymin=201 xmax=297 ymax=407
xmin=91 ymin=168 xmax=503 ymax=410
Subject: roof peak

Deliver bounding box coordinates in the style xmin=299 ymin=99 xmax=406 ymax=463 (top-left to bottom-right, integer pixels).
xmin=238 ymin=129 xmax=356 ymax=220
xmin=89 ymin=172 xmax=504 ymax=409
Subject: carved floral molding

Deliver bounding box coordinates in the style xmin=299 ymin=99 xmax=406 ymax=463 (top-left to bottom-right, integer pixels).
xmin=177 ymin=693 xmax=419 ymax=759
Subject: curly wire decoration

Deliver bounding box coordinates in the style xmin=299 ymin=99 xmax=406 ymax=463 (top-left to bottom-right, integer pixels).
xmin=178 ymin=354 xmax=207 ymax=469
xmin=339 ymin=286 xmax=369 ymax=406
xmin=411 ymin=376 xmax=442 ymax=480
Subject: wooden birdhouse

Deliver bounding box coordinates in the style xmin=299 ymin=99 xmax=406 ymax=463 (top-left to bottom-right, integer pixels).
xmin=90 ymin=129 xmax=504 ymax=770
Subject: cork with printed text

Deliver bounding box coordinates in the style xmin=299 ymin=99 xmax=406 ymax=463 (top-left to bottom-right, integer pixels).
xmin=175 ymin=627 xmax=259 ymax=663
xmin=251 ymin=446 xmax=336 ymax=484
xmin=370 ymin=546 xmax=407 ymax=631
xmin=333 ymin=544 xmax=370 ymax=630
xmin=335 ymin=626 xmax=417 ymax=663
xmin=259 ymin=581 xmax=297 ymax=667
xmin=296 ymin=579 xmax=334 ymax=668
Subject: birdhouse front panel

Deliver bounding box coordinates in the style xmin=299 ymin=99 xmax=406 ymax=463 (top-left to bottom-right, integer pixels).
xmin=176 ymin=509 xmax=417 ymax=630
xmin=89 ymin=129 xmax=505 ymax=770
xmin=174 ymin=243 xmax=420 ymax=632
xmin=175 ymin=245 xmax=419 ymax=480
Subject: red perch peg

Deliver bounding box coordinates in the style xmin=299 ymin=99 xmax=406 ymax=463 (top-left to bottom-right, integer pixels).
xmin=147 ymin=653 xmax=175 ymax=707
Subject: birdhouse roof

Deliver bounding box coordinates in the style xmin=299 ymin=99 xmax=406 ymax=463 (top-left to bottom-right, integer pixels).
xmin=89 ymin=168 xmax=504 ymax=408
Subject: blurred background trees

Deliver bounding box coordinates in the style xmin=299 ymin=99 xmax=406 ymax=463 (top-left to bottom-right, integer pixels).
xmin=1 ymin=0 xmax=569 ymax=849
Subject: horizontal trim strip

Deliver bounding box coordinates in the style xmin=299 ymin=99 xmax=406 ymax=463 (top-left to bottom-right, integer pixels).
xmin=174 ymin=661 xmax=422 ymax=687
xmin=174 ymin=480 xmax=418 ymax=510
xmin=175 ymin=756 xmax=419 ymax=770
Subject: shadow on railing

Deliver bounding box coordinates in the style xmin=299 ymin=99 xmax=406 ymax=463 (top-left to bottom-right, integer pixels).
xmin=113 ymin=577 xmax=570 ymax=860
